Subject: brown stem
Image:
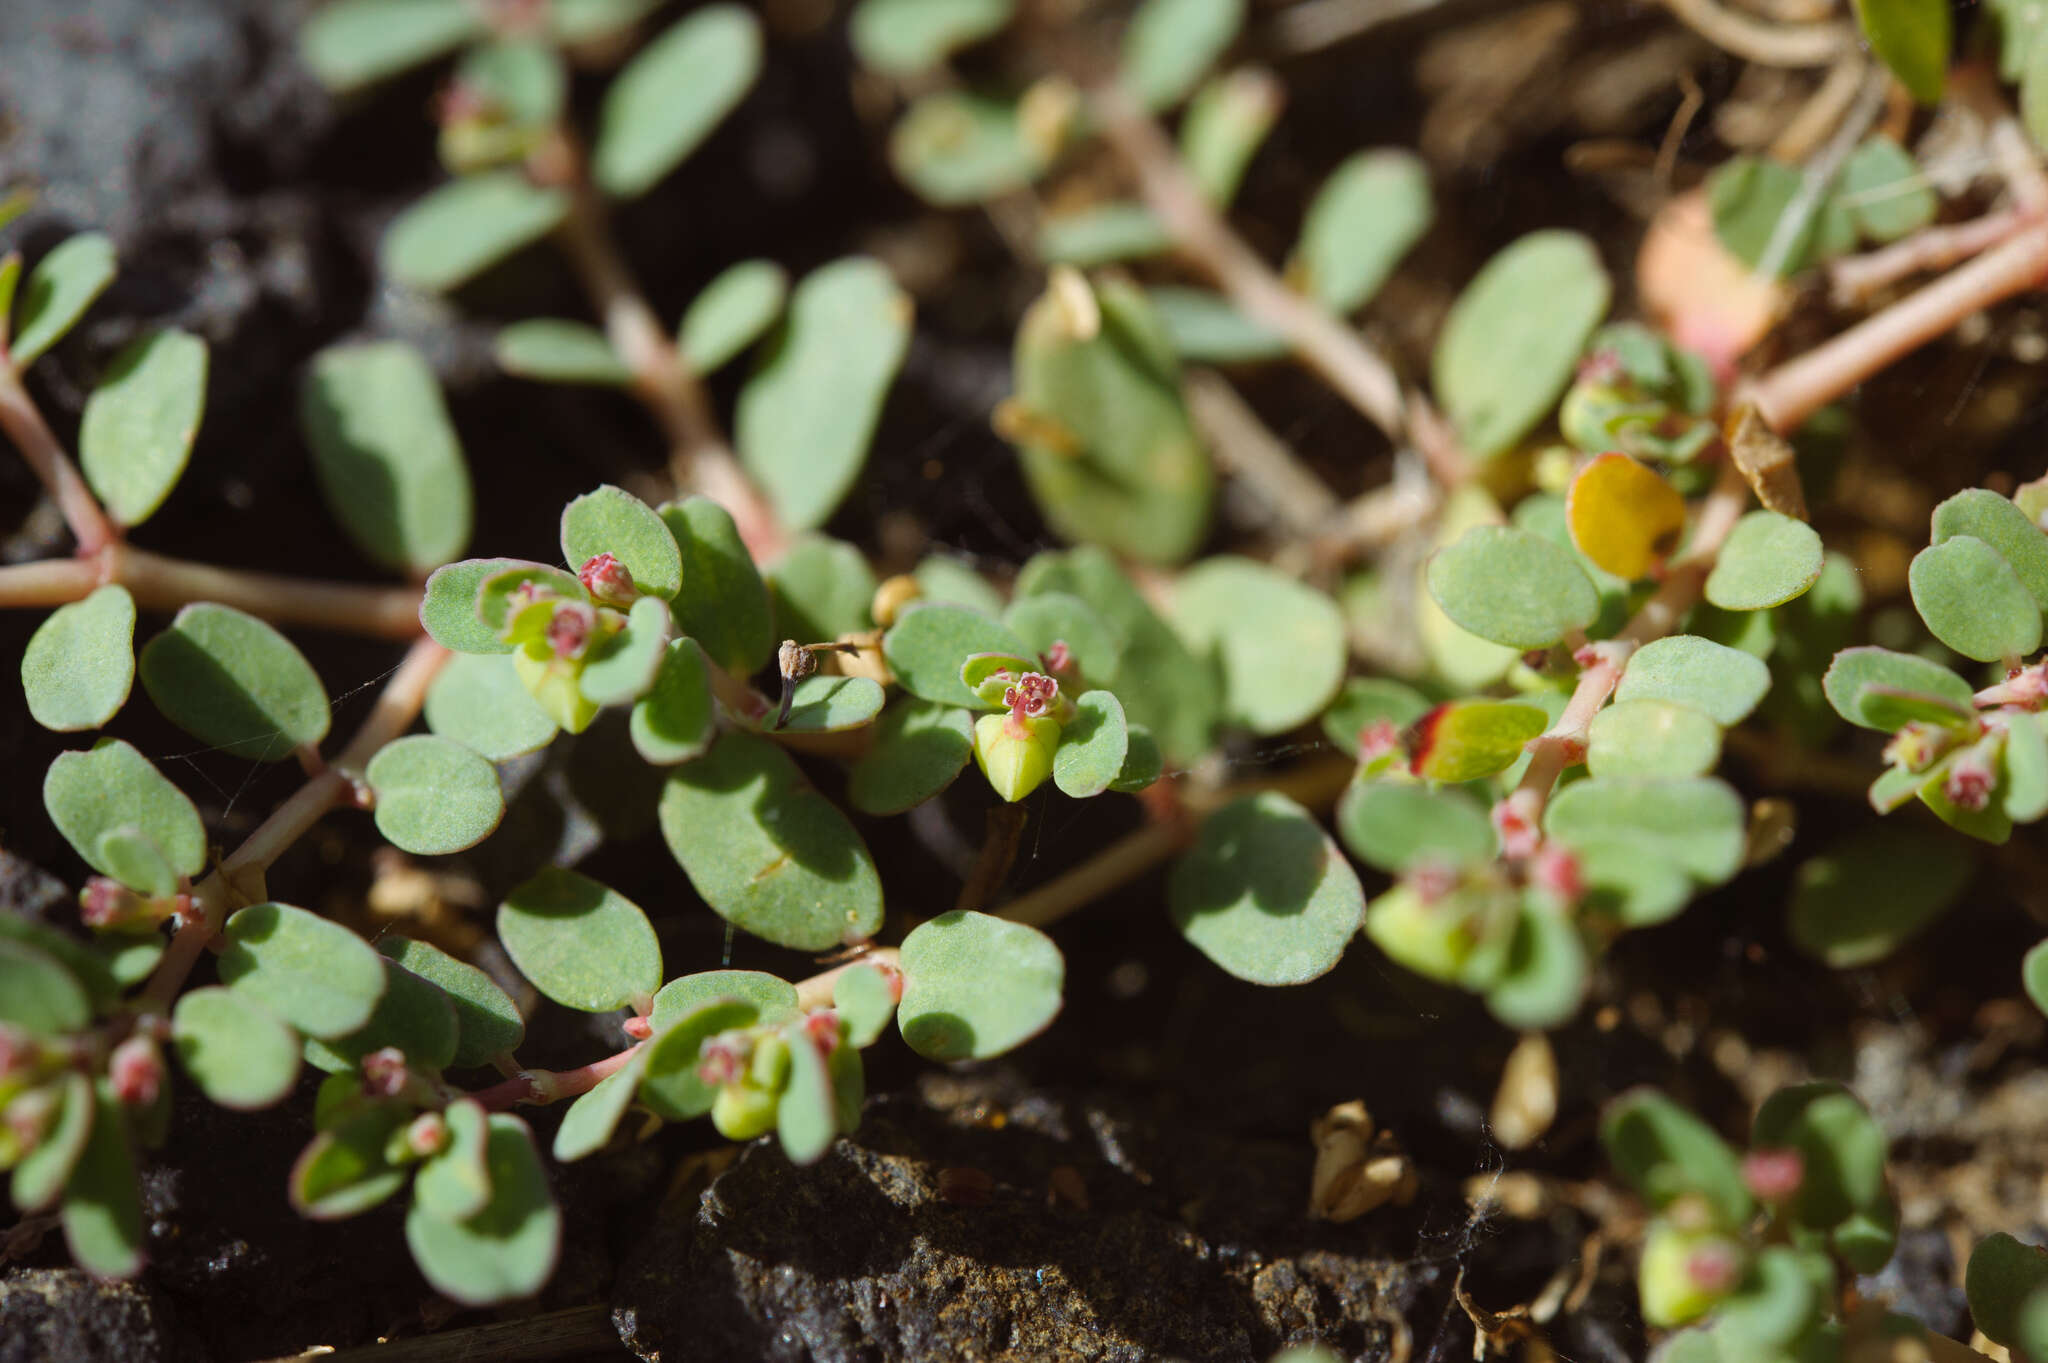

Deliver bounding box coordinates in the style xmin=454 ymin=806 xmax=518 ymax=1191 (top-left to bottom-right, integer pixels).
xmin=1655 ymin=0 xmax=1849 ymax=66
xmin=0 ymin=363 xmax=117 ymax=554
xmin=955 ymin=806 xmax=1030 ymax=915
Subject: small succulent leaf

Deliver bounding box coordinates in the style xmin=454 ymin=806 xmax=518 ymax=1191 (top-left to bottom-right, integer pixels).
xmin=303 ymin=956 xmax=461 ymax=1074
xmin=1575 ymin=836 xmax=1694 ymax=928
xmin=891 ymin=92 xmax=1043 ymax=206
xmin=1838 ymin=136 xmax=1938 ymax=241
xmin=1565 ymin=453 xmax=1686 ymax=581
xmin=1432 ymin=230 xmax=1610 ymax=459
xmin=898 ymin=911 xmax=1064 ymax=1060
xmin=420 ymin=558 xmax=531 ymax=655
xmin=59 ymin=1083 xmax=144 ymax=1278
xmin=425 ymin=652 xmax=558 ymax=761
xmin=1586 ymin=699 xmax=1722 ymax=780
xmin=1407 ymin=699 xmax=1548 ymax=784
xmin=1844 ymin=683 xmax=1970 ymax=732
xmin=1336 ymin=779 xmax=1493 ymax=874
xmin=660 ymin=497 xmax=774 ymax=675
xmin=23 ymin=585 xmax=136 ymax=732
xmin=833 ymin=964 xmax=897 ymax=1048
xmin=640 ymin=998 xmax=759 ymax=1119
xmin=1179 ymin=69 xmax=1282 ymax=208
xmin=1485 ymin=900 xmax=1590 ymax=1030
xmin=1545 ymin=777 xmax=1745 ymax=884
xmin=884 ymin=603 xmax=1031 ymax=709
xmin=2003 ymin=712 xmax=2048 ymax=821
xmin=1417 ymin=488 xmax=1522 ymax=689
xmin=1293 ymin=149 xmax=1432 ymax=314
xmin=752 ymin=676 xmax=886 ymax=734
xmin=1146 ymin=286 xmax=1287 ymax=363
xmin=1708 ymin=156 xmax=1820 ymax=274
xmin=497 ymin=868 xmax=661 ymax=1013
xmin=1822 ymin=646 xmax=1976 ymax=730
xmin=1852 ymin=0 xmax=1950 ymax=104
xmin=847 ymin=699 xmax=975 ymax=815
xmin=43 ymin=738 xmax=206 ymax=882
xmin=651 ymin=971 xmax=799 ymax=1032
xmin=453 ymin=37 xmax=563 ymax=131
xmin=365 ymin=735 xmax=504 ymax=856
xmin=1003 ymin=591 xmax=1123 ymax=686
xmin=291 ymin=1105 xmax=409 ymax=1219
xmin=1868 ymin=761 xmax=1925 ymax=814
xmin=767 ymin=535 xmax=876 ymax=643
xmin=561 ymin=485 xmax=683 ymax=601
xmin=377 ymin=937 xmax=524 ymax=1069
xmin=592 ymin=5 xmax=761 ymax=197
xmin=1704 ymin=511 xmax=1825 ymax=611
xmin=1615 ymin=634 xmax=1773 ymax=726
xmin=12 ymin=232 xmax=116 ymax=367
xmin=403 ymin=1114 xmax=562 ymax=1307
xmin=493 ymin=321 xmax=630 ymax=387
xmin=679 ymin=260 xmax=788 ymax=375
xmin=1036 ymin=202 xmax=1173 ymax=266
xmin=1170 ymin=556 xmax=1347 ymax=735
xmin=1168 ymin=792 xmax=1365 ymax=985
xmin=553 ymin=1046 xmax=650 ymax=1162
xmin=1911 ymin=535 xmax=2043 ymax=662
xmin=381 ymin=171 xmax=568 ymax=293
xmin=94 ymin=824 xmax=178 ymax=906
xmin=1017 ymin=545 xmax=1222 ymax=762
xmin=0 ymin=917 xmax=118 ymax=1011
xmin=415 ymin=1099 xmax=492 ymax=1222
xmin=851 ymin=0 xmax=1015 ymax=74
xmin=1930 ymin=486 xmax=2048 ymax=611
xmin=78 ymin=330 xmax=207 ymax=526
xmin=777 ymin=1024 xmax=839 ymax=1165
xmin=1969 ymin=1234 xmax=2048 ymax=1348
xmin=1425 ymin=525 xmax=1599 ymax=649
xmin=739 ymin=259 xmax=912 ymax=531
xmin=140 ymin=603 xmax=331 ymax=762
xmin=914 ymin=555 xmax=1005 ymax=617
xmin=1751 ymin=1082 xmax=1890 ymax=1229
xmin=99 ymin=936 xmax=163 ymax=991
xmin=658 ymin=732 xmax=885 ymax=951
xmin=1119 ymin=0 xmax=1245 ymax=110
xmin=11 ymin=1071 xmax=94 ymax=1214
xmin=1714 ymin=1246 xmax=1824 ymax=1354
xmin=974 ymin=711 xmax=1059 ymax=802
xmin=580 ymin=596 xmax=674 ymax=707
xmin=631 ymin=639 xmax=716 ymax=765
xmin=219 ymin=903 xmax=387 ymax=1041
xmin=1052 ymin=690 xmax=1129 ymax=798
xmin=1921 ymin=764 xmax=2014 ymax=843
xmin=302 ymin=341 xmax=473 ymax=574
xmin=1320 ymin=677 xmax=1432 ymax=753
xmin=298 ymin=0 xmax=484 ymax=91
xmin=1601 ymin=1087 xmax=1752 ymax=1223
xmin=0 ymin=939 xmax=91 ymax=1036
xmin=1788 ymin=825 xmax=1973 ymax=967
xmin=171 ymin=986 xmax=300 ymax=1110
xmin=1109 ymin=725 xmax=1164 ymax=792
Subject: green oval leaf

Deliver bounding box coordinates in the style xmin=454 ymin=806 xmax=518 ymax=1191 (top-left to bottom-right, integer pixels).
xmin=0 ymin=939 xmax=91 ymax=1036
xmin=79 ymin=329 xmax=207 ymax=526
xmin=1170 ymin=556 xmax=1345 ymax=735
xmin=1852 ymin=0 xmax=1950 ymax=104
xmin=767 ymin=534 xmax=876 ymax=643
xmin=1168 ymin=792 xmax=1365 ymax=985
xmin=592 ymin=5 xmax=762 ymax=198
xmin=1822 ymin=646 xmax=1975 ymax=731
xmin=291 ymin=1103 xmax=408 ymax=1219
xmin=1432 ymin=230 xmax=1610 ymax=459
xmin=365 ymin=735 xmax=504 ymax=856
xmin=778 ymin=1023 xmax=840 ymax=1164
xmin=299 ymin=0 xmax=484 ymax=91
xmin=1336 ymin=780 xmax=1493 ymax=874
xmin=302 ymin=341 xmax=473 ymax=574
xmin=1036 ymin=202 xmax=1173 ymax=267
xmin=493 ymin=320 xmax=630 ymax=387
xmin=93 ymin=827 xmax=177 ymax=900
xmin=1931 ymin=487 xmax=2048 ymax=611
xmin=1788 ymin=824 xmax=1973 ymax=967
xmin=1968 ymin=1233 xmax=2048 ymax=1348
xmin=2003 ymin=711 xmax=2048 ymax=821
xmin=1147 ymin=286 xmax=1286 ymax=363
xmin=1119 ymin=0 xmax=1245 ymax=110
xmin=1486 ymin=900 xmax=1590 ymax=1030
xmin=1545 ymin=777 xmax=1745 ymax=884
xmin=1408 ymin=699 xmax=1548 ymax=783
xmin=1839 ymin=136 xmax=1937 ymax=242
xmin=679 ymin=260 xmax=788 ymax=375
xmin=1910 ymin=535 xmax=2043 ymax=662
xmin=658 ymin=731 xmax=885 ymax=951
xmin=412 ymin=1100 xmax=492 ymax=1225
xmin=1752 ymin=1082 xmax=1890 ymax=1230
xmin=1052 ymin=690 xmax=1129 ymax=798
xmin=43 ymin=738 xmax=206 ymax=883
xmin=898 ymin=911 xmax=1063 ymax=1060
xmin=1615 ymin=633 xmax=1773 ymax=726
xmin=660 ymin=497 xmax=774 ymax=675
xmin=1586 ymin=699 xmax=1722 ymax=779
xmin=23 ymin=585 xmax=135 ymax=732
xmin=631 ymin=639 xmax=716 ymax=765
xmin=420 ymin=558 xmax=529 ymax=655
xmin=1704 ymin=511 xmax=1825 ymax=611
xmin=1426 ymin=525 xmax=1599 ymax=649
xmin=378 ymin=937 xmax=524 ymax=1069
xmin=642 ymin=998 xmax=761 ymax=1121
xmin=883 ymin=603 xmax=1030 ymax=709
xmin=172 ymin=986 xmax=300 ymax=1110
xmin=1003 ymin=592 xmax=1121 ymax=687
xmin=1601 ymin=1087 xmax=1751 ymax=1223
xmin=303 ymin=954 xmax=461 ymax=1076
xmin=553 ymin=1047 xmax=649 ymax=1162
xmin=891 ymin=92 xmax=1041 ymax=207
xmin=738 ymin=258 xmax=912 ymax=531
xmin=404 ymin=1114 xmax=561 ymax=1307
xmin=833 ymin=964 xmax=897 ymax=1048
xmin=425 ymin=651 xmax=558 ymax=761
xmin=847 ymin=699 xmax=974 ymax=815
xmin=13 ymin=232 xmax=116 ymax=367
xmin=757 ymin=676 xmax=885 ymax=734
xmin=851 ymin=0 xmax=1014 ymax=75
xmin=1293 ymin=150 xmax=1432 ymax=315
xmin=139 ymin=602 xmax=331 ymax=762
xmin=579 ymin=595 xmax=674 ymax=707
xmin=497 ymin=868 xmax=662 ymax=1013
xmin=219 ymin=903 xmax=388 ymax=1041
xmin=561 ymin=485 xmax=683 ymax=601
xmin=380 ymin=171 xmax=568 ymax=293
xmin=11 ymin=1071 xmax=94 ymax=1214
xmin=650 ymin=970 xmax=799 ymax=1033
xmin=60 ymin=1083 xmax=144 ymax=1278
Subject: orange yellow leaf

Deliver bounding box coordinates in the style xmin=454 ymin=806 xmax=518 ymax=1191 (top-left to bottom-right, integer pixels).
xmin=1566 ymin=452 xmax=1686 ymax=580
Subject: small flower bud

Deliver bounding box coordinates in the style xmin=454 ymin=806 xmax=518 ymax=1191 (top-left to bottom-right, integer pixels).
xmin=622 ymin=1015 xmax=653 ymax=1042
xmin=547 ymin=600 xmax=596 ymax=661
xmin=577 ymin=553 xmax=637 ymax=606
xmin=1042 ymin=640 xmax=1074 ymax=676
xmin=1356 ymin=719 xmax=1402 ymax=771
xmin=109 ymin=1035 xmax=163 ymax=1108
xmin=78 ymin=877 xmax=147 ymax=930
xmin=711 ymin=1081 xmax=779 ymax=1141
xmin=1409 ymin=861 xmax=1460 ymax=906
xmin=870 ymin=575 xmax=922 ymax=629
xmin=1742 ymin=1147 xmax=1804 ymax=1203
xmin=1530 ymin=844 xmax=1584 ymax=905
xmin=804 ymin=1010 xmax=841 ymax=1053
xmin=1638 ymin=1217 xmax=1744 ymax=1328
xmin=1006 ymin=672 xmax=1059 ymax=719
xmin=779 ymin=638 xmax=818 ymax=683
xmin=1882 ymin=721 xmax=1954 ymax=774
xmin=406 ymin=1111 xmax=451 ymax=1158
xmin=1944 ymin=741 xmax=1998 ymax=811
xmin=362 ymin=1047 xmax=411 ymax=1099
xmin=1492 ymin=795 xmax=1541 ymax=861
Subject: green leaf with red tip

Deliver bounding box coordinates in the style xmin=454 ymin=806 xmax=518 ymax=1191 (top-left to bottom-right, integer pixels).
xmin=1320 ymin=678 xmax=1431 ymax=754
xmin=834 ymin=964 xmax=897 ymax=1048
xmin=1406 ymin=699 xmax=1547 ymax=783
xmin=777 ymin=1023 xmax=838 ymax=1164
xmin=414 ymin=1099 xmax=491 ymax=1222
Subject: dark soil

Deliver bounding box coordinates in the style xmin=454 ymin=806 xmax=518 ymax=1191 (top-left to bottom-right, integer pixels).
xmin=6 ymin=2 xmax=2048 ymax=1361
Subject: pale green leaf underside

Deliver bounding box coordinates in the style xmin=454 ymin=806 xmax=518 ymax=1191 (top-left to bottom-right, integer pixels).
xmin=140 ymin=602 xmax=332 ymax=762
xmin=1168 ymin=792 xmax=1364 ymax=985
xmin=366 ymin=735 xmax=505 ymax=856
xmin=592 ymin=5 xmax=763 ymax=199
xmin=23 ymin=585 xmax=135 ymax=732
xmin=79 ymin=329 xmax=208 ymax=526
xmin=218 ymin=902 xmax=388 ymax=1041
xmin=497 ymin=867 xmax=662 ymax=1013
xmin=898 ymin=910 xmax=1063 ymax=1060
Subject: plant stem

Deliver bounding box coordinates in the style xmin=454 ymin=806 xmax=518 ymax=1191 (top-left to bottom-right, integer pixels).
xmin=1655 ymin=0 xmax=1849 ymax=66
xmin=794 ymin=947 xmax=903 ymax=1011
xmin=1088 ymin=84 xmax=1412 ymax=451
xmin=471 ymin=1043 xmax=644 ymax=1111
xmin=0 ymin=362 xmax=117 ymax=554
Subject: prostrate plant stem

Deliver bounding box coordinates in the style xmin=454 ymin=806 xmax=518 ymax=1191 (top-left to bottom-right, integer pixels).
xmin=0 ymin=359 xmax=116 ymax=554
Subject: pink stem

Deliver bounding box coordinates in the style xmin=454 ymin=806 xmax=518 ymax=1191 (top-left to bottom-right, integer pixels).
xmin=0 ymin=364 xmax=116 ymax=554
xmin=471 ymin=1042 xmax=643 ymax=1111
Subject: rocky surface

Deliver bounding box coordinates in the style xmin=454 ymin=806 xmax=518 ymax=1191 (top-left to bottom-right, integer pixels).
xmin=0 ymin=1269 xmax=196 ymax=1363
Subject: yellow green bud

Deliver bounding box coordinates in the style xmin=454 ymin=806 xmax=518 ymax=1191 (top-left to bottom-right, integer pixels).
xmin=513 ymin=644 xmax=601 ymax=734
xmin=1638 ymin=1216 xmax=1745 ymax=1328
xmin=712 ymin=1082 xmax=780 ymax=1141
xmin=974 ymin=712 xmax=1061 ymax=803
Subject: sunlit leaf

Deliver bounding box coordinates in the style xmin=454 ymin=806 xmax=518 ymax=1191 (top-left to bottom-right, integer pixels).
xmin=425 ymin=652 xmax=558 ymax=761
xmin=834 ymin=964 xmax=897 ymax=1048
xmin=420 ymin=558 xmax=526 ymax=655
xmin=890 ymin=92 xmax=1042 ymax=207
xmin=1147 ymin=286 xmax=1286 ymax=363
xmin=1566 ymin=452 xmax=1685 ymax=581
xmin=1336 ymin=780 xmax=1492 ymax=874
xmin=366 ymin=735 xmax=504 ymax=856
xmin=660 ymin=497 xmax=774 ymax=675
xmin=1171 ymin=556 xmax=1345 ymax=734
xmin=553 ymin=1047 xmax=648 ymax=1162
xmin=1051 ymin=690 xmax=1129 ymax=798
xmin=1586 ymin=699 xmax=1722 ymax=779
xmin=1426 ymin=525 xmax=1598 ymax=649
xmin=679 ymin=260 xmax=787 ymax=376
xmin=1168 ymin=792 xmax=1364 ymax=985
xmin=592 ymin=5 xmax=762 ymax=198
xmin=847 ymin=699 xmax=974 ymax=815
xmin=43 ymin=738 xmax=206 ymax=883
xmin=304 ymin=954 xmax=460 ymax=1075
xmin=767 ymin=535 xmax=875 ymax=643
xmin=414 ymin=1098 xmax=492 ymax=1222
xmin=630 ymin=639 xmax=715 ymax=765
xmin=1292 ymin=150 xmax=1431 ymax=314
xmin=299 ymin=0 xmax=484 ymax=91
xmin=1546 ymin=777 xmax=1746 ymax=884
xmin=1822 ymin=646 xmax=1974 ymax=731
xmin=172 ymin=986 xmax=300 ymax=1110
xmin=898 ymin=911 xmax=1063 ymax=1059
xmin=22 ymin=585 xmax=135 ymax=732
xmin=1003 ymin=591 xmax=1121 ymax=687
xmin=1910 ymin=535 xmax=2042 ymax=662
xmin=1615 ymin=634 xmax=1772 ymax=726
xmin=650 ymin=970 xmax=798 ymax=1032
xmin=561 ymin=485 xmax=682 ymax=601
xmin=219 ymin=902 xmax=387 ymax=1041
xmin=777 ymin=1022 xmax=839 ymax=1164
xmin=851 ymin=0 xmax=1014 ymax=75
xmin=79 ymin=330 xmax=207 ymax=526
xmin=497 ymin=868 xmax=661 ymax=1013
xmin=640 ymin=998 xmax=757 ymax=1120
xmin=140 ymin=603 xmax=331 ymax=762
xmin=1120 ymin=0 xmax=1245 ymax=110
xmin=494 ymin=321 xmax=630 ymax=387
xmin=13 ymin=232 xmax=116 ymax=367
xmin=884 ymin=603 xmax=1030 ymax=709
xmin=1408 ymin=698 xmax=1548 ymax=783
xmin=380 ymin=172 xmax=568 ymax=293
xmin=1704 ymin=511 xmax=1824 ymax=611
xmin=1852 ymin=0 xmax=1950 ymax=104
xmin=1930 ymin=487 xmax=2048 ymax=610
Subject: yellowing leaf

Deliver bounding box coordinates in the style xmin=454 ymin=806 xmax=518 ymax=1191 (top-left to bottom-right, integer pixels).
xmin=1566 ymin=452 xmax=1685 ymax=581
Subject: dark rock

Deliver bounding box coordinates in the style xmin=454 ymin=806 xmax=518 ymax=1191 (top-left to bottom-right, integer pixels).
xmin=0 ymin=1268 xmax=197 ymax=1363
xmin=614 ymin=1073 xmax=1428 ymax=1363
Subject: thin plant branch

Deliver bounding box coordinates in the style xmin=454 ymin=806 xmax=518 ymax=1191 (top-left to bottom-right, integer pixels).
xmin=0 ymin=361 xmax=117 ymax=554
xmin=1828 ymin=205 xmax=2041 ymax=307
xmin=1656 ymin=0 xmax=1851 ymax=68
xmin=1183 ymin=368 xmax=1342 ymax=538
